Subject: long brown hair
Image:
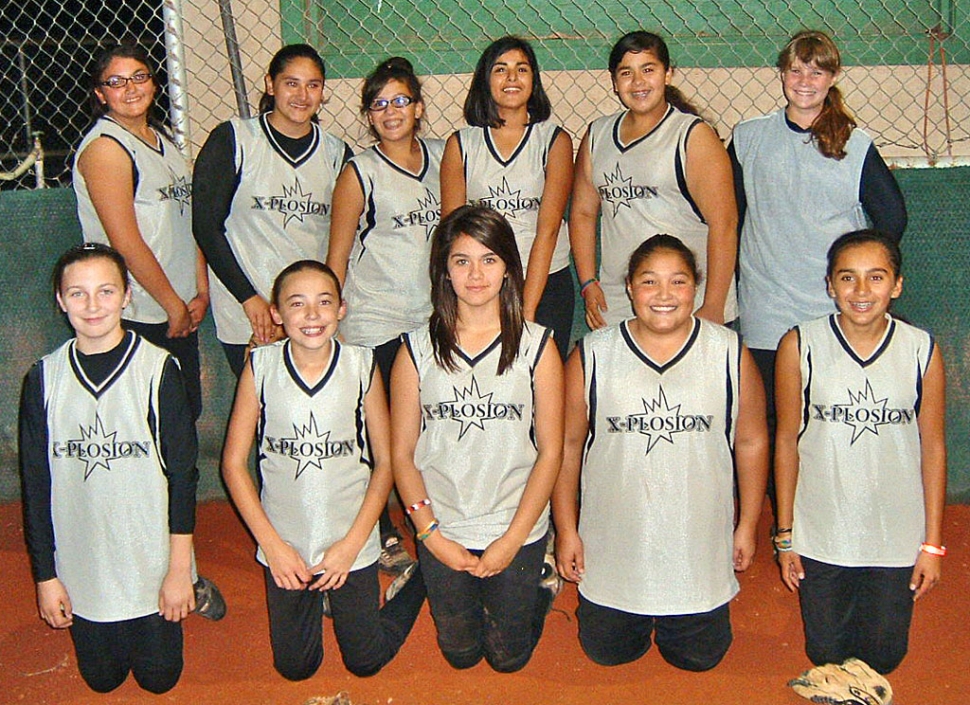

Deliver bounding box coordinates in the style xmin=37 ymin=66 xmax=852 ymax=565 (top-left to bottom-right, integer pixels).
xmin=777 ymin=30 xmax=856 ymax=160
xmin=428 ymin=206 xmax=524 ymax=375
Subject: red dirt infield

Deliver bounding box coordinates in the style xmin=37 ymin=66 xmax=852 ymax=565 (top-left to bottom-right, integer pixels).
xmin=2 ymin=501 xmax=968 ymax=704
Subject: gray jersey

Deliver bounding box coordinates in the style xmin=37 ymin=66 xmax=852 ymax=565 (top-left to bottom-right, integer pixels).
xmin=577 ymin=319 xmax=740 ymax=615
xmin=43 ymin=335 xmax=171 ymax=621
xmin=793 ymin=315 xmax=931 ymax=568
xmin=74 ymin=117 xmax=197 ymax=325
xmin=588 ymin=107 xmax=736 ymax=326
xmin=405 ymin=322 xmax=551 ymax=549
xmin=250 ymin=340 xmax=380 ymax=571
xmin=341 ymin=139 xmax=443 ymax=346
xmin=210 ymin=114 xmax=350 ymax=344
xmin=458 ymin=122 xmax=571 ymax=274
xmin=732 ymin=110 xmax=871 ymax=350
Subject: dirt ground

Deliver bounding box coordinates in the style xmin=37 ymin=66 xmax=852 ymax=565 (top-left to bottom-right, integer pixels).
xmin=2 ymin=501 xmax=968 ymax=704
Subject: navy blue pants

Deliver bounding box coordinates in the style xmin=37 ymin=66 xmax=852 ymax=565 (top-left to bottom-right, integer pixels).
xmin=577 ymin=594 xmax=732 ymax=671
xmin=798 ymin=556 xmax=914 ymax=674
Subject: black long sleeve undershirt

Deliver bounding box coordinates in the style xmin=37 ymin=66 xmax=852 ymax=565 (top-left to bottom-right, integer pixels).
xmin=19 ymin=334 xmax=198 ymax=583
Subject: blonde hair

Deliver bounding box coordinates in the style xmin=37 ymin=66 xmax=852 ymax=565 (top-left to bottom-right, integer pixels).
xmin=777 ymin=30 xmax=856 ymax=160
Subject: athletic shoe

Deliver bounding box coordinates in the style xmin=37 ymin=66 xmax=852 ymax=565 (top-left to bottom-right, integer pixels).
xmin=322 ymin=590 xmax=331 ymax=619
xmin=379 ymin=535 xmax=416 ymax=575
xmin=193 ymin=576 xmax=227 ymax=621
xmin=789 ymin=658 xmax=893 ymax=705
xmin=540 ymin=552 xmax=563 ymax=597
xmin=385 ymin=561 xmax=417 ymax=603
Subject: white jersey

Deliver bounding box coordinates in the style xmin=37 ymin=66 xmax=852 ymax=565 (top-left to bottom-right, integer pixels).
xmin=732 ymin=109 xmax=871 ymax=350
xmin=250 ymin=339 xmax=380 ymax=571
xmin=74 ymin=117 xmax=197 ymax=325
xmin=405 ymin=322 xmax=551 ymax=549
xmin=210 ymin=114 xmax=350 ymax=344
xmin=42 ymin=334 xmax=171 ymax=622
xmin=793 ymin=314 xmax=931 ymax=568
xmin=458 ymin=122 xmax=571 ymax=274
xmin=341 ymin=138 xmax=443 ymax=347
xmin=588 ymin=107 xmax=736 ymax=325
xmin=577 ymin=318 xmax=740 ymax=615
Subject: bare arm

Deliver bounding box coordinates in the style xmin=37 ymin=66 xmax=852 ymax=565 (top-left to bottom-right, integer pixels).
xmin=732 ymin=345 xmax=770 ymax=572
xmin=552 ymin=347 xmax=587 ymax=583
xmin=523 ymin=129 xmax=573 ymax=320
xmin=309 ymin=369 xmax=394 ymax=590
xmin=439 ymin=134 xmax=466 ymax=219
xmin=390 ymin=343 xmax=479 ymax=572
xmin=475 ymin=340 xmax=564 ymax=577
xmin=774 ymin=330 xmax=805 ymax=590
xmin=911 ymin=346 xmax=947 ymax=600
xmin=221 ymin=363 xmax=312 ymax=589
xmin=684 ymin=123 xmax=738 ymax=324
xmin=326 ymin=164 xmax=365 ymax=287
xmin=187 ymin=247 xmax=209 ymax=330
xmin=76 ymin=137 xmax=191 ymax=337
xmin=569 ymin=127 xmax=607 ymax=329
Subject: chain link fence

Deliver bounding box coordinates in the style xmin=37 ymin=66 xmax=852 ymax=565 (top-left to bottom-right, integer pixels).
xmin=1 ymin=0 xmax=967 ymax=191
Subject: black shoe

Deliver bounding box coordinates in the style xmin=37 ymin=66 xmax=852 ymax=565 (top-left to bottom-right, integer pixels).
xmin=193 ymin=576 xmax=227 ymax=621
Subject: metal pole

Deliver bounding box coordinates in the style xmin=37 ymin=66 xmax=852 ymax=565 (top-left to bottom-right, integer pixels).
xmin=162 ymin=0 xmax=192 ymax=159
xmin=218 ymin=0 xmax=251 ymax=119
xmin=16 ymin=43 xmax=34 ymax=154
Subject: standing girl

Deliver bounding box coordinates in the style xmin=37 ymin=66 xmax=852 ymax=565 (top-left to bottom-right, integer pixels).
xmin=391 ymin=206 xmax=564 ymax=672
xmin=571 ymin=31 xmax=737 ymax=330
xmin=730 ymin=31 xmax=907 ymax=506
xmin=327 ymin=56 xmax=443 ymax=573
xmin=73 ymin=43 xmax=222 ymax=619
xmin=221 ymin=260 xmax=425 ymax=680
xmin=20 ymin=243 xmax=200 ymax=693
xmin=774 ymin=229 xmax=946 ymax=674
xmin=73 ymin=43 xmax=208 ymax=423
xmin=194 ymin=44 xmax=352 ymax=377
xmin=553 ymin=235 xmax=768 ymax=670
xmin=440 ymin=36 xmax=574 ymax=360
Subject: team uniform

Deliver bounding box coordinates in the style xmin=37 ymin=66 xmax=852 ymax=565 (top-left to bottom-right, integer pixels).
xmin=194 ymin=113 xmax=351 ymax=373
xmin=247 ymin=339 xmax=424 ymax=679
xmin=73 ymin=117 xmax=203 ymax=418
xmin=341 ymin=138 xmax=443 ymax=360
xmin=19 ymin=331 xmax=198 ymax=693
xmin=573 ymin=317 xmax=740 ymax=669
xmin=790 ymin=313 xmax=932 ymax=672
xmin=455 ymin=123 xmax=573 ymax=358
xmin=404 ymin=322 xmax=552 ymax=670
xmin=587 ymin=107 xmax=737 ymax=327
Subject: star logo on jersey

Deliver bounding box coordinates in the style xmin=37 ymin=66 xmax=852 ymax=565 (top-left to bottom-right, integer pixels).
xmin=264 ymin=412 xmax=356 ymax=479
xmin=811 ymin=379 xmax=915 ymax=444
xmin=388 ymin=188 xmax=441 ymax=240
xmin=604 ymin=385 xmax=714 ymax=454
xmin=158 ymin=170 xmax=192 ymax=215
xmin=51 ymin=414 xmax=153 ymax=480
xmin=251 ymin=178 xmax=330 ymax=228
xmin=469 ymin=177 xmax=540 ymax=220
xmin=421 ymin=376 xmax=525 ymax=440
xmin=597 ymin=164 xmax=659 ymax=217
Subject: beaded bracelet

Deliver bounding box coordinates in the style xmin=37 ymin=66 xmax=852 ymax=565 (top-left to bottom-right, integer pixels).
xmin=405 ymin=498 xmax=431 ymax=516
xmin=417 ymin=520 xmax=440 ymax=542
xmin=579 ymin=278 xmax=598 ymax=296
xmin=775 ymin=527 xmax=793 ymax=535
xmin=920 ymin=542 xmax=947 ymax=557
xmin=773 ymin=536 xmax=793 ymax=553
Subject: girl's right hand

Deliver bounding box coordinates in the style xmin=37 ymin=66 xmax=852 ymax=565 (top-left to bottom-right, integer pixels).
xmin=243 ymin=295 xmax=280 ymax=345
xmin=555 ymin=530 xmax=585 ymax=583
xmin=779 ymin=551 xmax=805 ymax=592
xmin=36 ymin=578 xmax=73 ymax=628
xmin=264 ymin=541 xmax=313 ymax=590
xmin=425 ymin=532 xmax=479 ymax=573
xmin=165 ymin=300 xmax=194 ymax=339
xmin=582 ymin=281 xmax=608 ymax=330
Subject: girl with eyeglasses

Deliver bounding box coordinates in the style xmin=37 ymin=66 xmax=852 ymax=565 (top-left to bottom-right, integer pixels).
xmin=327 ymin=56 xmax=444 ymax=575
xmin=193 ymin=44 xmax=352 ymax=377
xmin=72 ymin=44 xmax=225 ymax=622
xmin=440 ymin=36 xmax=574 ymax=361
